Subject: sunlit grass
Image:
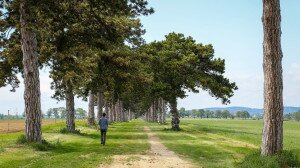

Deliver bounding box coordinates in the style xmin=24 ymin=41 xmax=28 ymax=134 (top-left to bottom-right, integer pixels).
xmin=1 ymin=118 xmax=299 ymax=168
xmin=0 ymin=119 xmax=149 ymax=168
xmin=147 ymin=118 xmax=300 ymax=168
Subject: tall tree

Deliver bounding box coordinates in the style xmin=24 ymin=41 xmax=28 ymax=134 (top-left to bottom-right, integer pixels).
xmin=59 ymin=107 xmax=67 ymax=119
xmin=143 ymin=33 xmax=237 ymax=130
xmin=97 ymin=92 xmax=104 ymax=121
xmin=46 ymin=109 xmax=53 ymax=118
xmin=88 ymin=91 xmax=95 ymax=125
xmin=20 ymin=0 xmax=42 ymax=142
xmin=261 ymin=0 xmax=284 ymax=156
xmin=65 ymin=79 xmax=75 ymax=131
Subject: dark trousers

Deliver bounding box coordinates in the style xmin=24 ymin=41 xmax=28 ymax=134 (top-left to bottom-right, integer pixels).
xmin=100 ymin=129 xmax=107 ymax=145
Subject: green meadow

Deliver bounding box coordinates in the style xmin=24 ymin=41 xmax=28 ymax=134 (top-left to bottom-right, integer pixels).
xmin=0 ymin=119 xmax=299 ymax=168
xmin=0 ymin=120 xmax=149 ymax=168
xmin=147 ymin=119 xmax=300 ymax=167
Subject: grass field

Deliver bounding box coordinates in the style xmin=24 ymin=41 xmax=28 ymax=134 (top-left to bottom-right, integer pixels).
xmin=147 ymin=119 xmax=300 ymax=167
xmin=0 ymin=120 xmax=149 ymax=168
xmin=0 ymin=118 xmax=299 ymax=168
xmin=0 ymin=119 xmax=65 ymax=133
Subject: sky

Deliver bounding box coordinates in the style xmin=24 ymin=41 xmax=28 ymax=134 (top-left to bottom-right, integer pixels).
xmin=0 ymin=0 xmax=300 ymax=115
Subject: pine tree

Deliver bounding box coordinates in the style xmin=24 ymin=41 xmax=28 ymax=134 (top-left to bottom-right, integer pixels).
xmin=261 ymin=0 xmax=284 ymax=156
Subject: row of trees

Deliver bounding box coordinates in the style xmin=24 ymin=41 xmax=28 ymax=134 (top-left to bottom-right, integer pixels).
xmin=0 ymin=113 xmax=21 ymax=120
xmin=178 ymin=108 xmax=251 ymax=119
xmin=0 ymin=0 xmax=287 ymax=158
xmin=46 ymin=107 xmax=87 ymax=119
xmin=143 ymin=98 xmax=167 ymax=123
xmin=1 ymin=0 xmax=155 ymax=142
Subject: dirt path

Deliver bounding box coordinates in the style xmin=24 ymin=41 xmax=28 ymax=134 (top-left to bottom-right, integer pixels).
xmin=100 ymin=126 xmax=198 ymax=168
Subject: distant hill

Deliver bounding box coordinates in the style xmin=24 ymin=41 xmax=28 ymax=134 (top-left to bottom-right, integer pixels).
xmin=201 ymin=106 xmax=300 ymax=116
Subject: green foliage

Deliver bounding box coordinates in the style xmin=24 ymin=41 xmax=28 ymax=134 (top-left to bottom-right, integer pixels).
xmin=1 ymin=0 xmax=154 ymax=111
xmin=237 ymin=151 xmax=300 ymax=168
xmin=0 ymin=146 xmax=4 ymax=153
xmin=284 ymin=113 xmax=293 ymax=121
xmin=175 ymin=108 xmax=237 ymax=119
xmin=46 ymin=107 xmax=66 ymax=118
xmin=58 ymin=107 xmax=67 ymax=119
xmin=46 ymin=1 xmax=154 ymax=102
xmin=178 ymin=107 xmax=189 ymax=118
xmin=143 ymin=33 xmax=237 ymax=104
xmin=221 ymin=110 xmax=231 ymax=118
xmin=294 ymin=111 xmax=300 ymax=122
xmin=16 ymin=134 xmax=27 ymax=144
xmin=284 ymin=111 xmax=300 ymax=121
xmin=75 ymin=108 xmax=87 ymax=119
xmin=236 ymin=110 xmax=250 ymax=119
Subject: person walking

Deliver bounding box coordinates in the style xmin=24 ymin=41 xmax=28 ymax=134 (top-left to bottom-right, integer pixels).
xmin=99 ymin=113 xmax=109 ymax=145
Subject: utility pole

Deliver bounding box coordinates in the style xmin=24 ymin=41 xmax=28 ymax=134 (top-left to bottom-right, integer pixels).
xmin=7 ymin=110 xmax=10 ymax=132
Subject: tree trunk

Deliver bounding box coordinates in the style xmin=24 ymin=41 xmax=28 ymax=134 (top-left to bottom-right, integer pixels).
xmin=114 ymin=102 xmax=118 ymax=122
xmin=97 ymin=92 xmax=103 ymax=121
xmin=20 ymin=0 xmax=42 ymax=142
xmin=128 ymin=110 xmax=131 ymax=120
xmin=261 ymin=0 xmax=284 ymax=156
xmin=157 ymin=99 xmax=161 ymax=123
xmin=87 ymin=91 xmax=95 ymax=125
xmin=113 ymin=102 xmax=117 ymax=122
xmin=162 ymin=99 xmax=166 ymax=123
xmin=117 ymin=100 xmax=121 ymax=122
xmin=150 ymin=104 xmax=153 ymax=122
xmin=105 ymin=98 xmax=110 ymax=120
xmin=145 ymin=109 xmax=149 ymax=121
xmin=170 ymin=98 xmax=180 ymax=130
xmin=153 ymin=101 xmax=157 ymax=122
xmin=119 ymin=101 xmax=124 ymax=121
xmin=65 ymin=80 xmax=75 ymax=132
xmin=108 ymin=101 xmax=114 ymax=122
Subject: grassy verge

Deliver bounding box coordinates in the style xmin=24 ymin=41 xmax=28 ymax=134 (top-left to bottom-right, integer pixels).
xmin=237 ymin=150 xmax=299 ymax=168
xmin=0 ymin=119 xmax=149 ymax=168
xmin=147 ymin=118 xmax=300 ymax=168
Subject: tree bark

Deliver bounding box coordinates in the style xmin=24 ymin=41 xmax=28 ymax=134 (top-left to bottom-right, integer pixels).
xmin=87 ymin=91 xmax=95 ymax=125
xmin=150 ymin=104 xmax=153 ymax=122
xmin=97 ymin=92 xmax=103 ymax=121
xmin=261 ymin=0 xmax=284 ymax=156
xmin=153 ymin=101 xmax=157 ymax=122
xmin=116 ymin=100 xmax=121 ymax=122
xmin=119 ymin=101 xmax=124 ymax=121
xmin=65 ymin=80 xmax=75 ymax=132
xmin=170 ymin=98 xmax=180 ymax=130
xmin=157 ymin=99 xmax=161 ymax=123
xmin=20 ymin=0 xmax=42 ymax=142
xmin=112 ymin=102 xmax=116 ymax=122
xmin=162 ymin=99 xmax=166 ymax=123
xmin=105 ymin=98 xmax=110 ymax=120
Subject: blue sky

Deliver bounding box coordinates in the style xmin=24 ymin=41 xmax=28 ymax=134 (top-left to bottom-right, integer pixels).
xmin=0 ymin=0 xmax=299 ymax=115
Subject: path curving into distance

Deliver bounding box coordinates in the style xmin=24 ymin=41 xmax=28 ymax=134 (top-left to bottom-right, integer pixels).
xmin=100 ymin=126 xmax=199 ymax=168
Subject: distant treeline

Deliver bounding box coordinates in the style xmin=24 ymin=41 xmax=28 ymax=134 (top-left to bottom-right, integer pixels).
xmin=176 ymin=108 xmax=300 ymax=121
xmin=176 ymin=108 xmax=252 ymax=119
xmin=0 ymin=113 xmax=23 ymax=120
xmin=45 ymin=107 xmax=87 ymax=119
xmin=284 ymin=111 xmax=300 ymax=122
xmin=0 ymin=107 xmax=87 ymax=120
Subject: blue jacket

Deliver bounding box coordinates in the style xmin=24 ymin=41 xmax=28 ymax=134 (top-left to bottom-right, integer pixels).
xmin=99 ymin=117 xmax=109 ymax=130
